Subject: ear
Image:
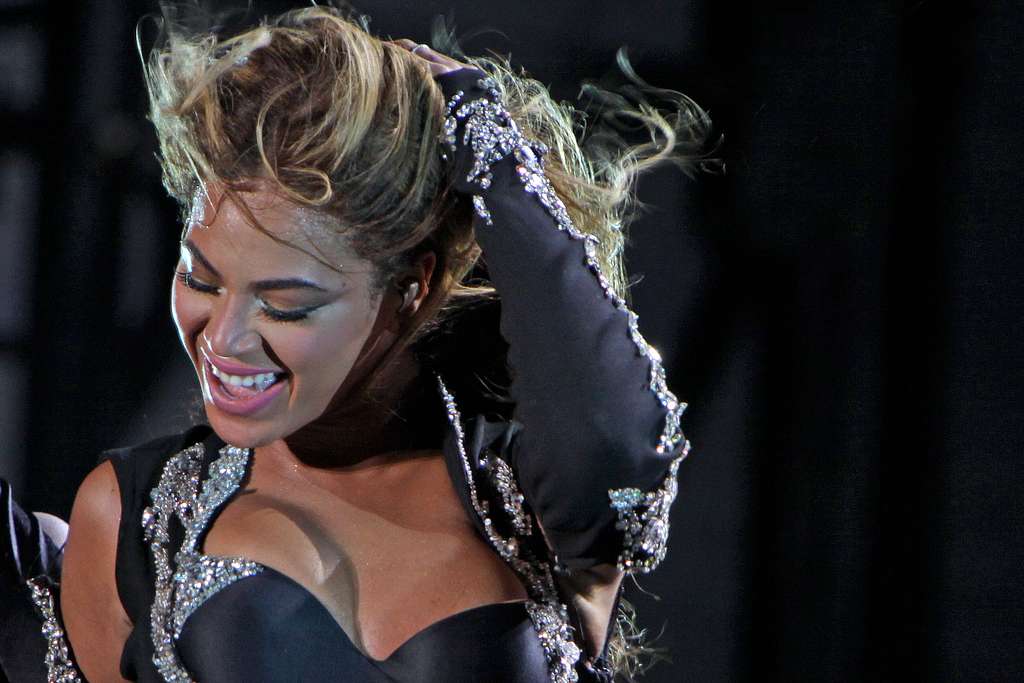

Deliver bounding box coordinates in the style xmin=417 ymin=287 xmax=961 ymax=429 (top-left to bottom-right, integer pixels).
xmin=394 ymin=250 xmax=437 ymax=318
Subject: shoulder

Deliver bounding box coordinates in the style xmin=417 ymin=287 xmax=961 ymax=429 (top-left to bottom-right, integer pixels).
xmin=100 ymin=424 xmax=214 ymax=494
xmin=67 ymin=460 xmax=122 ymax=542
xmin=64 ymin=426 xmax=213 ymax=615
xmin=61 ymin=458 xmax=130 ymax=681
xmin=60 ymin=426 xmax=213 ymax=682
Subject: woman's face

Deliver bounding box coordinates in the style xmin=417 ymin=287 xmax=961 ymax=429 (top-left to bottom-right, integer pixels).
xmin=172 ymin=185 xmax=390 ymax=448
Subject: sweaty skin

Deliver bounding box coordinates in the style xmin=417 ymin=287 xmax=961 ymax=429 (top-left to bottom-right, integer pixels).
xmin=62 ymin=41 xmax=625 ymax=679
xmin=63 ymin=183 xmax=529 ymax=669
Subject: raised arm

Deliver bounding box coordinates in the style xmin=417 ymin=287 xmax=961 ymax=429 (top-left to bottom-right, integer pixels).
xmin=436 ymin=67 xmax=690 ymax=576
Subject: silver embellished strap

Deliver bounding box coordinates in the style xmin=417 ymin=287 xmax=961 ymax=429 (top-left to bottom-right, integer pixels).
xmin=439 ymin=377 xmax=581 ymax=682
xmin=26 ymin=577 xmax=83 ymax=683
xmin=143 ymin=443 xmax=262 ymax=682
xmin=144 ymin=443 xmax=203 ymax=682
xmin=171 ymin=554 xmax=263 ymax=638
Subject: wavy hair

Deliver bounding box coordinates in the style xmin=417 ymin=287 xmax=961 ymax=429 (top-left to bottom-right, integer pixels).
xmin=143 ymin=4 xmax=715 ymax=677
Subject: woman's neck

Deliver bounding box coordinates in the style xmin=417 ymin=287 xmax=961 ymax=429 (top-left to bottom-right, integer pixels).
xmin=263 ymin=348 xmax=434 ymax=470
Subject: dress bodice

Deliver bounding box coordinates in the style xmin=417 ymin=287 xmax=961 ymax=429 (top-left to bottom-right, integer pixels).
xmin=105 ymin=428 xmax=550 ymax=682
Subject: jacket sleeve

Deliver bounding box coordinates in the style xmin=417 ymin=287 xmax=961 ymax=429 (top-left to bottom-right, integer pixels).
xmin=0 ymin=480 xmax=83 ymax=682
xmin=436 ymin=68 xmax=691 ymax=574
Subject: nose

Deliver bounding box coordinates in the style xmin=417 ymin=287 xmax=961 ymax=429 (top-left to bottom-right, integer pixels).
xmin=203 ymin=296 xmax=262 ymax=359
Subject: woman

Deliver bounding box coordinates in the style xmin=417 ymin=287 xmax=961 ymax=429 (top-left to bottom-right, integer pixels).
xmin=2 ymin=6 xmax=707 ymax=682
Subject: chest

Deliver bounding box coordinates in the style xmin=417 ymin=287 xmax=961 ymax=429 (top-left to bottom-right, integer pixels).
xmin=198 ymin=450 xmax=527 ymax=659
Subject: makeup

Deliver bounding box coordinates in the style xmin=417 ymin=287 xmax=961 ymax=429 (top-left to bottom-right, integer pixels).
xmin=203 ymin=356 xmax=289 ymax=417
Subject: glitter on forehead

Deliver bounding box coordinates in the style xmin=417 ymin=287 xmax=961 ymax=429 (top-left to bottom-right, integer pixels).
xmin=291 ymin=205 xmax=350 ymax=271
xmin=182 ymin=182 xmax=362 ymax=274
xmin=292 ymin=205 xmax=339 ymax=236
xmin=184 ymin=184 xmax=211 ymax=244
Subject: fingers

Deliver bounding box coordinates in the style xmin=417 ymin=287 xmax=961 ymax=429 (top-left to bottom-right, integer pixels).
xmin=388 ymin=38 xmax=467 ymax=76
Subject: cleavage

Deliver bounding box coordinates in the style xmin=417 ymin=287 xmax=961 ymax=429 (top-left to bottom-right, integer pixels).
xmin=198 ymin=448 xmax=527 ymax=660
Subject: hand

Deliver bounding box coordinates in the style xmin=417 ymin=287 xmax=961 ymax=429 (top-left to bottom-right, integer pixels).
xmin=391 ymin=39 xmax=470 ymax=77
xmin=1 ymin=479 xmax=62 ymax=584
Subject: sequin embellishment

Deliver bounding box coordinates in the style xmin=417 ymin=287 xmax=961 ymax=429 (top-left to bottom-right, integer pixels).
xmin=483 ymin=452 xmax=532 ymax=537
xmin=27 ymin=577 xmax=83 ymax=683
xmin=442 ymin=77 xmax=691 ymax=573
xmin=439 ymin=378 xmax=581 ymax=683
xmin=609 ymin=440 xmax=690 ymax=572
xmin=143 ymin=443 xmax=262 ymax=682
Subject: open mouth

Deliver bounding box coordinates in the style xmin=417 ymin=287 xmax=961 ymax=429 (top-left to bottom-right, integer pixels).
xmin=209 ymin=362 xmax=283 ymax=395
xmin=203 ymin=357 xmax=290 ymax=417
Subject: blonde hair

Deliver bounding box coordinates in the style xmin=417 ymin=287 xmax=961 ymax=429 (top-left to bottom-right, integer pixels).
xmin=143 ymin=5 xmax=714 ymax=677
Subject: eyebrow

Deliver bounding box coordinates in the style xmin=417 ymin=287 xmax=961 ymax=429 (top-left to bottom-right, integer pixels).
xmin=251 ymin=278 xmax=329 ymax=293
xmin=184 ymin=240 xmax=329 ymax=293
xmin=184 ymin=240 xmax=221 ymax=278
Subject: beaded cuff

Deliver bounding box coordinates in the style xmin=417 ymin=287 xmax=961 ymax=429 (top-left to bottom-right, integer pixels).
xmin=609 ymin=440 xmax=690 ymax=573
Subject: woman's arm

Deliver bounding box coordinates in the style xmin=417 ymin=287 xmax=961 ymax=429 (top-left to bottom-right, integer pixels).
xmin=434 ymin=65 xmax=688 ymax=570
xmin=427 ymin=63 xmax=691 ymax=662
xmin=61 ymin=461 xmax=134 ymax=683
xmin=390 ymin=42 xmax=690 ymax=664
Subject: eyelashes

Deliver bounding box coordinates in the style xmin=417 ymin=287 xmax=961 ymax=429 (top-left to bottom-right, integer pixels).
xmin=176 ymin=270 xmax=218 ymax=294
xmin=175 ymin=270 xmax=319 ymax=323
xmin=257 ymin=303 xmax=315 ymax=323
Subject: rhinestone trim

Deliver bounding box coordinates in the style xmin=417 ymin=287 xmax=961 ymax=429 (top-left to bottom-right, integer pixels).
xmin=609 ymin=440 xmax=689 ymax=573
xmin=443 ymin=78 xmax=690 ymax=573
xmin=439 ymin=377 xmax=581 ymax=682
xmin=143 ymin=443 xmax=262 ymax=682
xmin=473 ymin=194 xmax=493 ymax=225
xmin=26 ymin=577 xmax=83 ymax=683
xmin=483 ymin=452 xmax=532 ymax=537
xmin=525 ymin=601 xmax=582 ymax=682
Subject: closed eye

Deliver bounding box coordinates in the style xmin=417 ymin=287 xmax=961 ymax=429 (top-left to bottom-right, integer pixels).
xmin=177 ymin=269 xmax=324 ymax=322
xmin=176 ymin=270 xmax=219 ymax=295
xmin=256 ymin=299 xmax=321 ymax=323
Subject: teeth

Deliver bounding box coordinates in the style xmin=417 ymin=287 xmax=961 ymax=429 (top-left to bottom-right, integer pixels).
xmin=209 ymin=363 xmax=279 ymax=392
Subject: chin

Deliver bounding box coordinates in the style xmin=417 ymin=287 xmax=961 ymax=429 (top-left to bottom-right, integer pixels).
xmin=196 ymin=354 xmax=303 ymax=448
xmin=204 ymin=408 xmax=289 ymax=449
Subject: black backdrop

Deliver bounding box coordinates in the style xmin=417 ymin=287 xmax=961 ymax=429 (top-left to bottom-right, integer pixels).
xmin=0 ymin=1 xmax=1021 ymax=680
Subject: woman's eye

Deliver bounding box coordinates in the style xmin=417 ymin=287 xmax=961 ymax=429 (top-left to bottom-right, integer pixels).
xmin=257 ymin=299 xmax=317 ymax=323
xmin=176 ymin=270 xmax=219 ymax=294
xmin=176 ymin=269 xmax=319 ymax=322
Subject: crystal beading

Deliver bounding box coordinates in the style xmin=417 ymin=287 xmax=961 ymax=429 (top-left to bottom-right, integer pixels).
xmin=473 ymin=195 xmax=493 ymax=225
xmin=145 ymin=443 xmax=262 ymax=682
xmin=26 ymin=577 xmax=83 ymax=683
xmin=439 ymin=377 xmax=581 ymax=682
xmin=483 ymin=453 xmax=532 ymax=536
xmin=442 ymin=77 xmax=691 ymax=574
xmin=609 ymin=440 xmax=690 ymax=573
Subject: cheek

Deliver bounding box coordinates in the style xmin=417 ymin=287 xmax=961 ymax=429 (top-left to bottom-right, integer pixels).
xmin=266 ymin=300 xmax=381 ymax=391
xmin=171 ymin=283 xmax=208 ymax=364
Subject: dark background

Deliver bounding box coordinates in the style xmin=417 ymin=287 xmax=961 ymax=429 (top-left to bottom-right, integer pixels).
xmin=1 ymin=1 xmax=1022 ymax=680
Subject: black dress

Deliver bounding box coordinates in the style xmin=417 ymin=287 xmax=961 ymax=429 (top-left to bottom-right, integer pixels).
xmin=0 ymin=68 xmax=690 ymax=683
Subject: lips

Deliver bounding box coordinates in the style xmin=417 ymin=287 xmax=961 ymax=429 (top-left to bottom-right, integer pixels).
xmin=210 ymin=363 xmax=278 ymax=392
xmin=202 ymin=354 xmax=289 ymax=417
